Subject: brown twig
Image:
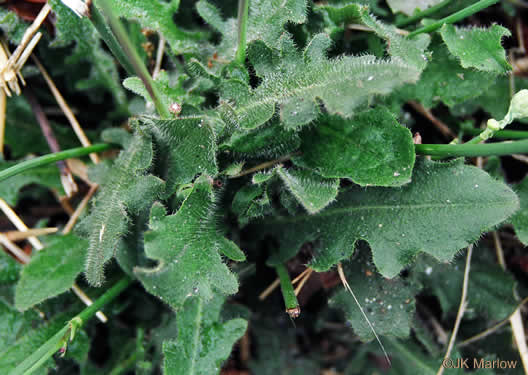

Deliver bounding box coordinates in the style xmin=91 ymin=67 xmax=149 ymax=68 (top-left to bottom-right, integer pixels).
xmin=258 ymin=267 xmax=312 ymax=300
xmin=4 ymin=227 xmax=57 ymax=241
xmin=31 ymin=56 xmax=99 ymax=164
xmin=63 ymin=184 xmax=98 ymax=234
xmin=294 ymin=268 xmax=313 ymax=296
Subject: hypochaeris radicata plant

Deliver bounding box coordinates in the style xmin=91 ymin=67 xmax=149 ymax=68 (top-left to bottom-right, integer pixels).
xmin=1 ymin=0 xmax=528 ymax=374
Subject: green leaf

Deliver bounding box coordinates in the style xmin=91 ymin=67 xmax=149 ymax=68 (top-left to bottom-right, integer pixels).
xmin=294 ymin=108 xmax=415 ymax=187
xmin=123 ymin=71 xmax=205 ymax=113
xmin=386 ymin=0 xmax=445 ymax=15
xmin=138 ymin=116 xmax=218 ymax=193
xmin=396 ymin=41 xmax=497 ymax=108
xmin=82 ymin=131 xmax=164 ymax=286
xmin=0 ymin=312 xmax=71 ymax=374
xmin=330 ymin=247 xmax=416 ymax=341
xmin=107 ymin=0 xmax=205 ymax=54
xmin=225 ymin=33 xmax=421 ymax=130
xmin=217 ymin=238 xmax=246 ymax=262
xmin=249 ymin=319 xmax=320 ymax=375
xmin=163 ymin=295 xmax=247 ymax=375
xmin=232 ymin=184 xmax=271 ymax=226
xmin=0 ymin=252 xmax=21 ymax=285
xmin=15 ymin=234 xmax=87 ymax=312
xmin=220 ymin=120 xmax=300 ymax=158
xmin=135 ymin=178 xmax=239 ymax=310
xmin=0 ymin=162 xmax=64 ymax=206
xmin=315 ymin=3 xmax=431 ymax=71
xmin=49 ymin=0 xmax=127 ymax=109
xmin=439 ymin=24 xmax=511 ymax=74
xmin=0 ymin=300 xmax=40 ymax=353
xmin=266 ymin=158 xmax=519 ymax=278
xmin=196 ymin=0 xmax=306 ymax=63
xmin=512 ymin=175 xmax=528 ymax=246
xmin=410 ymin=251 xmax=517 ymax=321
xmin=276 ymin=167 xmax=339 ymax=214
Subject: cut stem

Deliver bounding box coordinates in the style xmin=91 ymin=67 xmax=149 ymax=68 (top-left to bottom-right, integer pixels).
xmin=235 ymin=0 xmax=250 ymax=64
xmin=408 ymin=0 xmax=499 ymax=37
xmin=0 ymin=143 xmax=112 ymax=183
xmin=275 ymin=263 xmax=300 ymax=318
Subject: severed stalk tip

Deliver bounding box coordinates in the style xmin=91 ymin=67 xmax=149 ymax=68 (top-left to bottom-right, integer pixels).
xmin=286 ymin=306 xmax=301 ymax=319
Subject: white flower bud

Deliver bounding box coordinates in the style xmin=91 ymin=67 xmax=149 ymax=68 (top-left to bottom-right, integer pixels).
xmin=508 ymin=89 xmax=528 ymax=121
xmin=61 ymin=0 xmax=91 ymax=18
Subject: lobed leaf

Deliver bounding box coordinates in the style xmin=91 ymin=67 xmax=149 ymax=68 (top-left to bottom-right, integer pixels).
xmin=266 ymin=158 xmax=519 ymax=278
xmin=225 ymin=33 xmax=421 ymax=130
xmin=163 ymin=295 xmax=247 ymax=375
xmin=82 ymin=131 xmax=164 ymax=286
xmin=294 ymin=108 xmax=415 ymax=187
xmin=135 ymin=178 xmax=239 ymax=310
xmin=440 ymin=24 xmax=511 ymax=74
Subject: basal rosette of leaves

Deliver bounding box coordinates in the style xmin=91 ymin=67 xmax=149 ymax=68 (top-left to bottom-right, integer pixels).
xmin=1 ymin=0 xmax=527 ymax=374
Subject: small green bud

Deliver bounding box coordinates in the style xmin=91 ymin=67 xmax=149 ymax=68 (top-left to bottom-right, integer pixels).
xmin=508 ymin=89 xmax=528 ymax=121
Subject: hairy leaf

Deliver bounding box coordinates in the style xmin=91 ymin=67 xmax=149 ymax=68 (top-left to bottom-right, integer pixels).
xmin=0 ymin=300 xmax=40 ymax=353
xmin=123 ymin=71 xmax=205 ymax=113
xmin=163 ymin=295 xmax=247 ymax=375
xmin=197 ymin=0 xmax=306 ymax=63
xmin=138 ymin=116 xmax=218 ymax=194
xmin=329 ymin=247 xmax=416 ymax=341
xmin=276 ymin=167 xmax=339 ymax=214
xmin=135 ymin=178 xmax=239 ymax=310
xmin=266 ymin=158 xmax=519 ymax=278
xmin=512 ymin=175 xmax=528 ymax=246
xmin=82 ymin=130 xmax=164 ymax=286
xmin=440 ymin=24 xmax=511 ymax=74
xmin=225 ymin=33 xmax=421 ymax=130
xmin=397 ymin=42 xmax=497 ymax=108
xmin=315 ymin=3 xmax=430 ymax=71
xmin=294 ymin=108 xmax=415 ymax=187
xmin=232 ymin=184 xmax=271 ymax=226
xmin=107 ymin=0 xmax=205 ymax=54
xmin=15 ymin=235 xmax=87 ymax=311
xmin=0 ymin=162 xmax=63 ymax=206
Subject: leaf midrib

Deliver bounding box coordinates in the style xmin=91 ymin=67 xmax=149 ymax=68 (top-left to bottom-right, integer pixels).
xmin=270 ymin=199 xmax=516 ymax=223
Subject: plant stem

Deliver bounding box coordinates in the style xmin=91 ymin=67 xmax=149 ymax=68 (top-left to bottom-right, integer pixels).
xmin=415 ymin=139 xmax=528 ymax=157
xmin=460 ymin=127 xmax=528 ymax=140
xmin=0 ymin=144 xmax=112 ymax=183
xmin=94 ymin=0 xmax=170 ymax=118
xmin=235 ymin=0 xmax=250 ymax=64
xmin=77 ymin=276 xmax=132 ymax=323
xmin=408 ymin=0 xmax=499 ymax=37
xmin=274 ymin=263 xmax=300 ymax=318
xmin=89 ymin=3 xmax=136 ymax=76
xmin=396 ymin=0 xmax=452 ymax=27
xmin=11 ymin=277 xmax=132 ymax=375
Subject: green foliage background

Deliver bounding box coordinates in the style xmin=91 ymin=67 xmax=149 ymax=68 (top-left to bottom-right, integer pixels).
xmin=1 ymin=0 xmax=528 ymax=374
